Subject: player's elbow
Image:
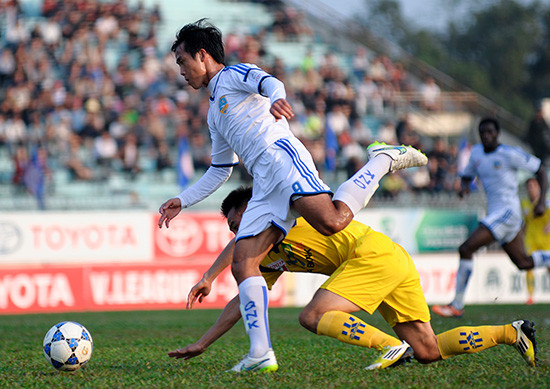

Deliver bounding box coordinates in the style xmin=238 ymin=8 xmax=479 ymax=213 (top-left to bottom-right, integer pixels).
xmin=312 ymin=219 xmax=348 ymax=236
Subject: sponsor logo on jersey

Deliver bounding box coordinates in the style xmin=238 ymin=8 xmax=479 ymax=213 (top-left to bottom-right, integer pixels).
xmin=493 ymin=160 xmax=502 ymax=169
xmin=219 ymin=95 xmax=228 ymax=114
xmin=248 ymin=70 xmax=261 ymax=82
xmin=264 ymin=259 xmax=288 ymax=272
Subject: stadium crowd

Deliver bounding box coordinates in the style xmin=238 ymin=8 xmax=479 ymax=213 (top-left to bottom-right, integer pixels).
xmin=0 ymin=0 xmax=465 ymax=208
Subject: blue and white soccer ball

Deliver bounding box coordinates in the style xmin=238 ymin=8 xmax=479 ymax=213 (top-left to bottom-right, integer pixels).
xmin=43 ymin=321 xmax=93 ymax=371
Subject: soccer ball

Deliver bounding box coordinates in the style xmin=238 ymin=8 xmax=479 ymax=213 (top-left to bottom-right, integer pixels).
xmin=43 ymin=321 xmax=93 ymax=371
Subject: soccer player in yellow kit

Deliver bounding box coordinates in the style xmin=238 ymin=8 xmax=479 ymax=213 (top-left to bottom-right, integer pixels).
xmin=521 ymin=177 xmax=550 ymax=304
xmin=168 ymin=187 xmax=538 ymax=371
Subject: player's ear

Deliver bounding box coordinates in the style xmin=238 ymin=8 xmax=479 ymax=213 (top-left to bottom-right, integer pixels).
xmin=198 ymin=49 xmax=206 ymax=62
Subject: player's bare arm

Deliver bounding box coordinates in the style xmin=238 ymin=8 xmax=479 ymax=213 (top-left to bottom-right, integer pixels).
xmin=168 ymin=295 xmax=241 ymax=360
xmin=270 ymin=98 xmax=294 ymax=121
xmin=534 ymin=166 xmax=548 ymax=216
xmin=187 ymin=239 xmax=236 ymax=309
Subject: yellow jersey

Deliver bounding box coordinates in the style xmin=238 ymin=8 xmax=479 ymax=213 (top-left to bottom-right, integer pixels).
xmin=261 ymin=217 xmax=383 ymax=288
xmin=521 ymin=197 xmax=550 ymax=253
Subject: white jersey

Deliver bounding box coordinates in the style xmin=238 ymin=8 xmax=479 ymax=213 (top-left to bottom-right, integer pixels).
xmin=462 ymin=144 xmax=541 ymax=215
xmin=207 ymin=63 xmax=293 ymax=174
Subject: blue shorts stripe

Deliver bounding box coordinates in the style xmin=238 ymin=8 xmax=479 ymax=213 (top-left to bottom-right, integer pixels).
xmin=275 ymin=139 xmax=324 ymax=192
xmin=489 ymin=209 xmax=512 ymax=230
xmin=281 ymin=140 xmax=325 ymax=191
xmin=277 ymin=139 xmax=323 ymax=191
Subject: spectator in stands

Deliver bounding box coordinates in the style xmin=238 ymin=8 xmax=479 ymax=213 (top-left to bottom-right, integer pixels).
xmin=420 ymin=77 xmax=441 ymax=111
xmin=525 ymin=104 xmax=550 ymax=165
xmin=427 ymin=138 xmax=452 ymax=193
xmin=23 ymin=146 xmax=50 ymax=210
xmin=120 ymin=132 xmax=140 ymax=180
xmin=352 ymin=46 xmax=370 ymax=81
xmin=368 ymin=56 xmax=388 ymax=83
xmin=94 ymin=130 xmax=118 ymax=176
xmin=11 ymin=143 xmax=28 ymax=192
xmin=65 ymin=133 xmax=94 ymax=181
xmin=155 ymin=140 xmax=173 ymax=175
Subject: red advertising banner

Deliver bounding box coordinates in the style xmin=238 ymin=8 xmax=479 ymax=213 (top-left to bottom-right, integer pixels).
xmin=0 ymin=262 xmax=286 ymax=315
xmin=153 ymin=212 xmax=234 ymax=260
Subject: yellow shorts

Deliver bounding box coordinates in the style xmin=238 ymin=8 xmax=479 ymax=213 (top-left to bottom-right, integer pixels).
xmin=319 ymin=230 xmax=430 ymax=327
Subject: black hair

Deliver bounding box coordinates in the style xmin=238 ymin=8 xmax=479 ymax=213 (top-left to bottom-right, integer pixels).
xmin=478 ymin=117 xmax=500 ymax=132
xmin=221 ymin=186 xmax=253 ymax=218
xmin=171 ymin=18 xmax=225 ymax=64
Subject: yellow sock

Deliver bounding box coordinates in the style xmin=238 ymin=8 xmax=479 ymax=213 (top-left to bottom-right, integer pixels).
xmin=526 ymin=270 xmax=535 ymax=297
xmin=317 ymin=311 xmax=401 ymax=351
xmin=437 ymin=324 xmax=516 ymax=359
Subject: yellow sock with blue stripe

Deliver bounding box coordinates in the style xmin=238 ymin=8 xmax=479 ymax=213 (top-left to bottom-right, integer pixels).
xmin=437 ymin=324 xmax=516 ymax=359
xmin=317 ymin=311 xmax=401 ymax=351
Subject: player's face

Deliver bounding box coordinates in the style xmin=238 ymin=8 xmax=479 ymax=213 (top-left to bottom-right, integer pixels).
xmin=226 ymin=206 xmax=245 ymax=235
xmin=174 ymin=44 xmax=207 ymax=90
xmin=479 ymin=122 xmax=499 ymax=152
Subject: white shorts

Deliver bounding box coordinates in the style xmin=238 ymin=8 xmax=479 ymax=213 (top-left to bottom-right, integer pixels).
xmin=236 ymin=137 xmax=332 ymax=241
xmin=480 ymin=207 xmax=522 ymax=244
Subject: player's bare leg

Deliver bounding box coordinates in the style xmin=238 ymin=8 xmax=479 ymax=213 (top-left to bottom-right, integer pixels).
xmin=502 ymin=232 xmax=536 ymax=270
xmin=294 ymin=143 xmax=428 ymax=236
xmin=229 ymin=227 xmax=282 ymax=372
xmin=299 ymin=289 xmax=413 ymax=369
xmin=392 ymin=321 xmax=440 ymax=363
xmin=433 ymin=225 xmax=494 ymax=318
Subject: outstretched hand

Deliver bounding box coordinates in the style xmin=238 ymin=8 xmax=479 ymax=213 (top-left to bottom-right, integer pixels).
xmin=187 ymin=278 xmax=212 ymax=310
xmin=158 ymin=198 xmax=182 ymax=228
xmin=534 ymin=201 xmax=546 ymax=217
xmin=168 ymin=342 xmax=205 ymax=360
xmin=270 ymin=98 xmax=294 ymax=121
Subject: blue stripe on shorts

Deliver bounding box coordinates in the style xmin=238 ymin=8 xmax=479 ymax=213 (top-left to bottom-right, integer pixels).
xmin=275 ymin=139 xmax=325 ymax=192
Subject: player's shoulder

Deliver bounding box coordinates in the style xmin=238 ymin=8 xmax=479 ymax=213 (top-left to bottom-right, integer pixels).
xmin=469 ymin=144 xmax=484 ymax=157
xmin=224 ymin=63 xmax=263 ymax=80
xmin=498 ymin=144 xmax=538 ymax=162
xmin=498 ymin=144 xmax=521 ymax=153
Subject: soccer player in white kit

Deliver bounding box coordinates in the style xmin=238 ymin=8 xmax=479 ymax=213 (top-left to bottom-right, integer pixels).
xmin=432 ymin=117 xmax=550 ymax=318
xmin=157 ymin=19 xmax=427 ymax=372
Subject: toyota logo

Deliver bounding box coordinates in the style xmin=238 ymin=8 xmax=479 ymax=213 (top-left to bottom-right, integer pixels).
xmin=0 ymin=222 xmax=22 ymax=255
xmin=155 ymin=217 xmax=203 ymax=257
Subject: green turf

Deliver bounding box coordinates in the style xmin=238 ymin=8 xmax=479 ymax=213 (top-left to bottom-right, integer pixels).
xmin=1 ymin=304 xmax=548 ymax=388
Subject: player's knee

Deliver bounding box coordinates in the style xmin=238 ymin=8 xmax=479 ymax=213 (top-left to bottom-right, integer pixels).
xmin=458 ymin=243 xmax=473 ymax=258
xmin=298 ymin=308 xmax=319 ymax=333
xmin=230 ymin=258 xmax=249 ymax=281
xmin=412 ymin=346 xmax=441 ymax=364
xmin=515 ymin=259 xmax=534 ymax=270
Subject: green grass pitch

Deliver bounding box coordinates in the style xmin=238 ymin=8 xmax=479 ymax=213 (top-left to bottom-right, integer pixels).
xmin=1 ymin=304 xmax=548 ymax=388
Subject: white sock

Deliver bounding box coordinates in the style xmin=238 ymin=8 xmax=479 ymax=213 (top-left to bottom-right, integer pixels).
xmin=532 ymin=251 xmax=550 ymax=267
xmin=238 ymin=276 xmax=271 ymax=358
xmin=333 ymin=155 xmax=391 ymax=215
xmin=451 ymin=259 xmax=473 ymax=310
